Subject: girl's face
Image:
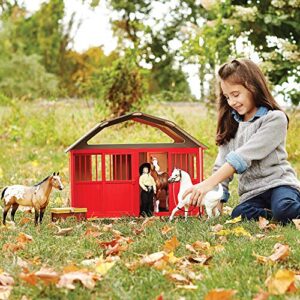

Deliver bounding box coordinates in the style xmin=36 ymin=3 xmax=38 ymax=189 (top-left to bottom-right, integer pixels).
xmin=143 ymin=167 xmax=149 ymax=174
xmin=220 ymin=79 xmax=257 ymax=121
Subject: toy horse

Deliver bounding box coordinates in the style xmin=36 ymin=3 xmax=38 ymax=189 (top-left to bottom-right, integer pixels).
xmin=1 ymin=172 xmax=64 ymax=225
xmin=168 ymin=168 xmax=223 ymax=221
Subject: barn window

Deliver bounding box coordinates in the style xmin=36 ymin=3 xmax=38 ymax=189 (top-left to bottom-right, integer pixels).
xmin=105 ymin=154 xmax=132 ymax=181
xmin=171 ymin=153 xmax=198 ymax=179
xmin=74 ymin=154 xmax=102 ymax=182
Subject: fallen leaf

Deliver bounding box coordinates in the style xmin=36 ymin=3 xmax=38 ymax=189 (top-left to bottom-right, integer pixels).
xmin=95 ymin=260 xmax=116 ymax=276
xmin=19 ymin=272 xmax=38 ymax=286
xmin=161 ymin=225 xmax=173 ymax=235
xmin=15 ymin=257 xmax=29 ymax=268
xmin=0 ymin=272 xmax=14 ymax=286
xmin=102 ymin=224 xmax=113 ymax=232
xmin=188 ymin=254 xmax=212 ymax=265
xmin=168 ymin=273 xmax=190 ymax=284
xmin=2 ymin=242 xmax=25 ymax=252
xmin=17 ymin=232 xmax=33 ymax=243
xmin=258 ymin=217 xmax=269 ymax=230
xmin=19 ymin=217 xmax=32 ymax=226
xmin=132 ymin=227 xmax=144 ymax=235
xmin=35 ymin=267 xmax=60 ymax=284
xmin=254 ymin=243 xmax=290 ymax=264
xmin=192 ymin=241 xmax=210 ymax=251
xmin=211 ymin=224 xmax=224 ymax=233
xmin=57 ymin=271 xmax=101 ymax=290
xmin=225 ymin=215 xmax=242 ymax=224
xmin=205 ymin=288 xmax=237 ymax=300
xmin=265 ymin=269 xmax=295 ymax=295
xmin=186 ymin=244 xmax=197 ymax=254
xmin=252 ymin=289 xmax=269 ymax=300
xmin=163 ymin=236 xmax=180 ymax=253
xmin=231 ymin=226 xmax=251 ymax=237
xmin=176 ymin=284 xmax=198 ymax=290
xmin=141 ymin=251 xmax=166 ymax=265
xmin=55 ymin=226 xmax=73 ymax=236
xmin=292 ymin=219 xmax=300 ymax=230
xmin=268 ymin=243 xmax=290 ymax=262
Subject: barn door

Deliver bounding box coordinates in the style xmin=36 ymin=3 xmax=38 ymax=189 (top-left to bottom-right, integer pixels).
xmin=102 ymin=152 xmax=137 ymax=217
xmin=72 ymin=153 xmax=103 ymax=217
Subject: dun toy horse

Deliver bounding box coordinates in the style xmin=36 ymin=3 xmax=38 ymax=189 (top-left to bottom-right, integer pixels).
xmin=150 ymin=157 xmax=169 ymax=212
xmin=1 ymin=172 xmax=64 ymax=225
xmin=168 ymin=168 xmax=223 ymax=221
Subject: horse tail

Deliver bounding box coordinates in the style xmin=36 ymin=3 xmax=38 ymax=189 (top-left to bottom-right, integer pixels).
xmin=1 ymin=187 xmax=8 ymax=200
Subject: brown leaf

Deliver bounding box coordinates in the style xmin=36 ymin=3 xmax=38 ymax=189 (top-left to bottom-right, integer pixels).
xmin=106 ymin=243 xmax=128 ymax=256
xmin=192 ymin=241 xmax=210 ymax=251
xmin=254 ymin=243 xmax=290 ymax=264
xmin=20 ymin=272 xmax=38 ymax=286
xmin=2 ymin=242 xmax=25 ymax=252
xmin=161 ymin=225 xmax=173 ymax=235
xmin=204 ymin=288 xmax=237 ymax=300
xmin=132 ymin=227 xmax=144 ymax=235
xmin=211 ymin=224 xmax=224 ymax=233
xmin=292 ymin=219 xmax=300 ymax=230
xmin=17 ymin=232 xmax=33 ymax=243
xmin=265 ymin=269 xmax=295 ymax=295
xmin=19 ymin=217 xmax=32 ymax=226
xmin=252 ymin=289 xmax=269 ymax=300
xmin=186 ymin=244 xmax=197 ymax=254
xmin=168 ymin=273 xmax=190 ymax=284
xmin=163 ymin=236 xmax=180 ymax=253
xmin=188 ymin=254 xmax=212 ymax=265
xmin=57 ymin=271 xmax=101 ymax=290
xmin=35 ymin=267 xmax=60 ymax=284
xmin=55 ymin=227 xmax=73 ymax=236
xmin=140 ymin=252 xmax=166 ymax=266
xmin=258 ymin=217 xmax=269 ymax=230
xmin=268 ymin=243 xmax=290 ymax=262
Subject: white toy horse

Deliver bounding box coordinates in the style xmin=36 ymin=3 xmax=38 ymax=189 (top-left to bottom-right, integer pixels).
xmin=168 ymin=168 xmax=223 ymax=221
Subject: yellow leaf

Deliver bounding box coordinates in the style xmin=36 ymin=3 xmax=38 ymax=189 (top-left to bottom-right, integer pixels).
xmin=163 ymin=236 xmax=180 ymax=253
xmin=95 ymin=261 xmax=115 ymax=276
xmin=232 ymin=226 xmax=251 ymax=237
xmin=265 ymin=269 xmax=295 ymax=295
xmin=225 ymin=215 xmax=242 ymax=224
xmin=214 ymin=229 xmax=232 ymax=236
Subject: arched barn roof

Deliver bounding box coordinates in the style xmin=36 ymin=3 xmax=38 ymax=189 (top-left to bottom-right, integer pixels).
xmin=65 ymin=112 xmax=207 ymax=152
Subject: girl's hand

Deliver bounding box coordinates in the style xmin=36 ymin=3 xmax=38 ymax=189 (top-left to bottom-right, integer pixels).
xmin=182 ymin=181 xmax=213 ymax=207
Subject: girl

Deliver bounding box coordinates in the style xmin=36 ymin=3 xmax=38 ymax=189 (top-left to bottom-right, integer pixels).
xmin=183 ymin=58 xmax=300 ymax=224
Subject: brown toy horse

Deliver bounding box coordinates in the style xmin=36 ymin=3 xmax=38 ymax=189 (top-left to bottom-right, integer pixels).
xmin=1 ymin=172 xmax=64 ymax=225
xmin=150 ymin=157 xmax=169 ymax=212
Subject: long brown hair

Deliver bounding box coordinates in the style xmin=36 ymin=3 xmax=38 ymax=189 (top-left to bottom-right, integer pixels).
xmin=216 ymin=58 xmax=286 ymax=146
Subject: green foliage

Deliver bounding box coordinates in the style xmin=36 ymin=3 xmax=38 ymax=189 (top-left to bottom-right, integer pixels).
xmin=101 ymin=52 xmax=146 ymax=116
xmin=0 ymin=53 xmax=58 ymax=99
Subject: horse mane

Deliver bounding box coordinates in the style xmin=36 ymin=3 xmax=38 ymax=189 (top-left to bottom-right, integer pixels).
xmin=34 ymin=176 xmax=50 ymax=187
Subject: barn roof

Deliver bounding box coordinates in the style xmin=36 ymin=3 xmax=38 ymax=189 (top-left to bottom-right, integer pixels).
xmin=65 ymin=112 xmax=207 ymax=152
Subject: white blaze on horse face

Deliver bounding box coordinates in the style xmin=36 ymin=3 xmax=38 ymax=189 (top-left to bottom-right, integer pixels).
xmin=52 ymin=175 xmax=64 ymax=190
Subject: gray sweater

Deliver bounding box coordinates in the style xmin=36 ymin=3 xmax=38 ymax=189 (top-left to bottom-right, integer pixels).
xmin=213 ymin=109 xmax=300 ymax=203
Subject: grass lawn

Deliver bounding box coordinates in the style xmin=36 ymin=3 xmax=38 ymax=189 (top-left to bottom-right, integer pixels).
xmin=0 ymin=99 xmax=299 ymax=299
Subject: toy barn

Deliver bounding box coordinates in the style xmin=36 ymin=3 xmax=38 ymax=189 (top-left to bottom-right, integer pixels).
xmin=65 ymin=112 xmax=207 ymax=218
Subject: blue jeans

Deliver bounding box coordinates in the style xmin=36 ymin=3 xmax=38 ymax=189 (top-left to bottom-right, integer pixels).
xmin=231 ymin=185 xmax=300 ymax=224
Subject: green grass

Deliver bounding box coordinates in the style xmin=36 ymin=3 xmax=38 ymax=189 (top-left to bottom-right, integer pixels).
xmin=0 ymin=99 xmax=299 ymax=299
